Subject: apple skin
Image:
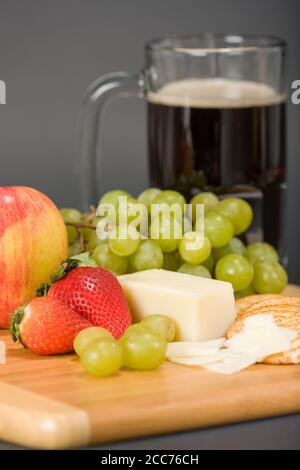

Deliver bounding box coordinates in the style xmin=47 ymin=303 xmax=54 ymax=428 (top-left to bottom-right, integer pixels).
xmin=0 ymin=187 xmax=68 ymax=328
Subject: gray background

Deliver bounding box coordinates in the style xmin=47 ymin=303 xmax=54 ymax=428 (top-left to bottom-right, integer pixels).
xmin=0 ymin=0 xmax=299 ymax=281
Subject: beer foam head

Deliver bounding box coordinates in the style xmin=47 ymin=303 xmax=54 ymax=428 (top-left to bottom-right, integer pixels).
xmin=147 ymin=79 xmax=284 ymax=108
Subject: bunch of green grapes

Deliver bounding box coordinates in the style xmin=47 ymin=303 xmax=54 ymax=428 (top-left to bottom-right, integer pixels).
xmin=61 ymin=187 xmax=287 ymax=297
xmin=74 ymin=314 xmax=175 ymax=377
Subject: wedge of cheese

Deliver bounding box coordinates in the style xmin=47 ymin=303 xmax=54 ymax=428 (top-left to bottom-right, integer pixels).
xmin=118 ymin=269 xmax=236 ymax=341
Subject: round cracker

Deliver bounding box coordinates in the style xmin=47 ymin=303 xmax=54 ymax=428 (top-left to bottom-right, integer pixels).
xmin=227 ymin=300 xmax=300 ymax=365
xmin=235 ymin=294 xmax=283 ymax=315
xmin=244 ymin=297 xmax=300 ymax=315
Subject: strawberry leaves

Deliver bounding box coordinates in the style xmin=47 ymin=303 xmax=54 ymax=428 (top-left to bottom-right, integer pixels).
xmin=51 ymin=252 xmax=97 ymax=282
xmin=36 ymin=283 xmax=51 ymax=297
xmin=10 ymin=307 xmax=25 ymax=343
xmin=70 ymin=252 xmax=98 ymax=268
xmin=35 ymin=252 xmax=97 ymax=296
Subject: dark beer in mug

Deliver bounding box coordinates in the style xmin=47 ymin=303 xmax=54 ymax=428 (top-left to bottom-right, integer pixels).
xmin=148 ymin=79 xmax=286 ymax=258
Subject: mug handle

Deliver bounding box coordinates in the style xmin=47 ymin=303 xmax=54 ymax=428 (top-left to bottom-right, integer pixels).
xmin=78 ymin=71 xmax=145 ymax=209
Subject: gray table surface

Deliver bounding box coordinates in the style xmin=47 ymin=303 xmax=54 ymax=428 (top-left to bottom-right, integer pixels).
xmin=1 ymin=414 xmax=300 ymax=450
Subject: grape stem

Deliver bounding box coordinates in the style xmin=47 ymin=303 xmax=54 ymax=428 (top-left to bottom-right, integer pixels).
xmin=86 ymin=205 xmax=96 ymax=222
xmin=65 ymin=222 xmax=96 ymax=252
xmin=64 ymin=204 xmax=102 ymax=252
xmin=79 ymin=230 xmax=85 ymax=252
xmin=65 ymin=222 xmax=97 ymax=230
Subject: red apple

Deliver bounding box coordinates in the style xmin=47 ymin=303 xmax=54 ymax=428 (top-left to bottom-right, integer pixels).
xmin=0 ymin=186 xmax=68 ymax=328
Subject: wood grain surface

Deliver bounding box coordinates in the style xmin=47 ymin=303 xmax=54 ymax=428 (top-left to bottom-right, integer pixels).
xmin=0 ymin=285 xmax=300 ymax=449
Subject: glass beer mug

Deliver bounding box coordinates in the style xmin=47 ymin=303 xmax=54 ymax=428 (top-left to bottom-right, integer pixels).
xmin=79 ymin=34 xmax=287 ymax=260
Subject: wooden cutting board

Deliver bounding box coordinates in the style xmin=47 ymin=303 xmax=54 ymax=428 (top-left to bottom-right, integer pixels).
xmin=0 ymin=284 xmax=300 ymax=449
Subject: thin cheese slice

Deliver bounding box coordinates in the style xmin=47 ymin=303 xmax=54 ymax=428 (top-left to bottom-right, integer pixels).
xmin=204 ymin=353 xmax=258 ymax=375
xmin=167 ymin=339 xmax=225 ymax=358
xmin=0 ymin=341 xmax=6 ymax=365
xmin=241 ymin=314 xmax=276 ymax=330
xmin=168 ymin=349 xmax=232 ymax=366
xmin=226 ymin=333 xmax=293 ymax=359
xmin=167 ymin=314 xmax=297 ymax=375
xmin=225 ymin=314 xmax=297 ymax=360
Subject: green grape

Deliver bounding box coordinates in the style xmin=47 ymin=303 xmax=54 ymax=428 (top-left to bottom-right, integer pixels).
xmin=74 ymin=327 xmax=113 ymax=357
xmin=123 ymin=323 xmax=154 ymax=337
xmin=163 ymin=252 xmax=180 ymax=271
xmin=234 ymin=285 xmax=256 ymax=300
xmin=202 ymin=211 xmax=234 ymax=248
xmin=150 ymin=216 xmax=181 ymax=253
xmin=213 ymin=237 xmax=246 ymax=262
xmin=81 ymin=215 xmax=104 ymax=245
xmin=82 ymin=213 xmax=104 ymax=248
xmin=179 ymin=232 xmax=211 ymax=265
xmin=77 ymin=214 xmax=94 ymax=242
xmin=189 ymin=192 xmax=219 ymax=222
xmin=138 ymin=188 xmax=162 ymax=211
xmin=60 ymin=208 xmax=82 ymax=221
xmin=98 ymin=189 xmax=131 ymax=210
xmin=176 ymin=249 xmax=185 ymax=266
xmin=120 ymin=330 xmax=167 ymax=370
xmin=109 ymin=226 xmax=140 ymax=257
xmin=81 ymin=227 xmax=95 ymax=243
xmin=141 ymin=315 xmax=176 ymax=342
xmin=252 ymin=262 xmax=288 ymax=294
xmin=217 ymin=197 xmax=253 ymax=235
xmin=215 ymin=253 xmax=254 ymax=291
xmin=80 ymin=338 xmax=124 ymax=377
xmin=126 ymin=256 xmax=136 ymax=274
xmin=153 ymin=190 xmax=186 ymax=213
xmin=178 ymin=263 xmax=211 ymax=279
xmin=245 ymin=242 xmax=279 ymax=264
xmin=129 ymin=240 xmax=163 ymax=271
xmin=92 ymin=244 xmax=128 ymax=275
xmin=201 ymin=253 xmax=215 ymax=273
xmin=85 ymin=230 xmax=106 ymax=251
xmin=60 ymin=208 xmax=82 ymax=244
xmin=68 ymin=241 xmax=83 ymax=257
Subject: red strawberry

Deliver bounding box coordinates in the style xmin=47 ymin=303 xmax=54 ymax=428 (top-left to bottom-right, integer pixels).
xmin=48 ymin=266 xmax=132 ymax=339
xmin=10 ymin=297 xmax=92 ymax=355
